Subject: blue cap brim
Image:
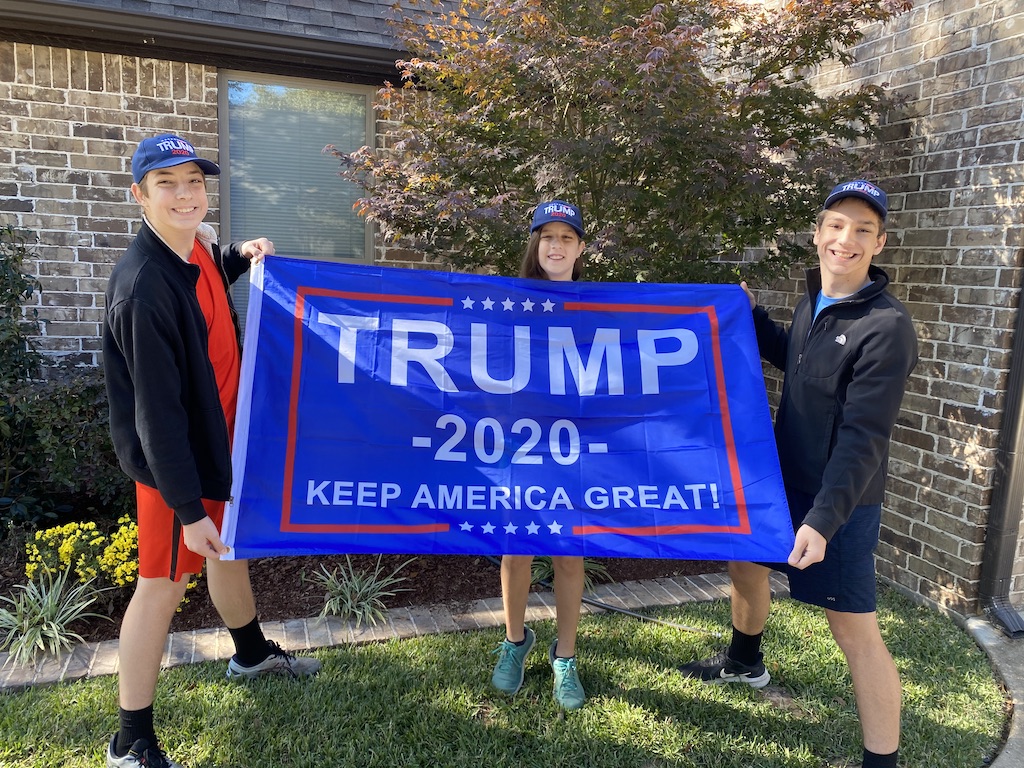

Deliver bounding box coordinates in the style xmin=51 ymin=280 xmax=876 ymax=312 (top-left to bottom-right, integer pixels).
xmin=145 ymin=156 xmax=220 ymax=178
xmin=823 ymin=190 xmax=886 ymax=221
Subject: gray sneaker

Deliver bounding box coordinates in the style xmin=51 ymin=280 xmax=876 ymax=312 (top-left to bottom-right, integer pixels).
xmin=106 ymin=736 xmax=182 ymax=768
xmin=490 ymin=626 xmax=536 ymax=695
xmin=226 ymin=640 xmax=322 ymax=680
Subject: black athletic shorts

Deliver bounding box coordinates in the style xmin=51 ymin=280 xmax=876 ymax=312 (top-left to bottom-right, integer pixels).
xmin=778 ymin=487 xmax=882 ymax=614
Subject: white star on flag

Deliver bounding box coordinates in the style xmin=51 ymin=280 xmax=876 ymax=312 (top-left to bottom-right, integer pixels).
xmin=542 ymin=299 xmax=555 ymax=312
xmin=461 ymin=297 xmax=475 ymax=309
xmin=502 ymin=297 xmax=515 ymax=310
xmin=504 ymin=521 xmax=518 ymax=534
xmin=526 ymin=521 xmax=540 ymax=535
xmin=459 ymin=521 xmax=473 ymax=531
xmin=482 ymin=522 xmax=495 ymax=534
xmin=482 ymin=297 xmax=495 ymax=310
xmin=548 ymin=520 xmax=563 ymax=534
xmin=522 ymin=298 xmax=535 ymax=311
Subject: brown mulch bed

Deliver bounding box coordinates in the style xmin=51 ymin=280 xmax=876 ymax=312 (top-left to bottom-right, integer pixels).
xmin=1 ymin=545 xmax=724 ymax=645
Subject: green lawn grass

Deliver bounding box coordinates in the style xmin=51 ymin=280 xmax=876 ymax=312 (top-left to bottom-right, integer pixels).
xmin=0 ymin=588 xmax=1007 ymax=767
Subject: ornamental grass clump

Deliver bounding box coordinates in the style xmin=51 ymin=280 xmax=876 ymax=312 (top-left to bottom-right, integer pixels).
xmin=312 ymin=555 xmax=414 ymax=628
xmin=0 ymin=567 xmax=108 ymax=667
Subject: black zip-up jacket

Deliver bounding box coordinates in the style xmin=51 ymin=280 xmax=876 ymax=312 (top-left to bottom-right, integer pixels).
xmin=752 ymin=265 xmax=918 ymax=541
xmin=102 ymin=221 xmax=250 ymax=526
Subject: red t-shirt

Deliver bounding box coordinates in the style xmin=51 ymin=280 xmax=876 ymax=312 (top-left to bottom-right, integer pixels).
xmin=190 ymin=239 xmax=241 ymax=435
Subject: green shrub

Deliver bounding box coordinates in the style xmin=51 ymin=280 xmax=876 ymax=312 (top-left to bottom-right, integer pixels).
xmin=1 ymin=222 xmax=131 ymax=530
xmin=1 ymin=367 xmax=133 ymax=530
xmin=0 ymin=223 xmax=42 ymax=385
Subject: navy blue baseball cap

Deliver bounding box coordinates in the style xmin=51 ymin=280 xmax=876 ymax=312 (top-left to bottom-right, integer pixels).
xmin=531 ymin=200 xmax=585 ymax=238
xmin=823 ymin=179 xmax=887 ymax=221
xmin=132 ymin=134 xmax=220 ymax=183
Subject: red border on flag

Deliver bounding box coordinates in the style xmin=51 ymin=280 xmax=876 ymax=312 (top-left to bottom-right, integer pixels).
xmin=564 ymin=301 xmax=750 ymax=537
xmin=278 ymin=290 xmax=750 ymax=537
xmin=280 ymin=287 xmax=452 ymax=534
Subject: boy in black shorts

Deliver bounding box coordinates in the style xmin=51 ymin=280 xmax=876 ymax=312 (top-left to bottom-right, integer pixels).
xmin=102 ymin=134 xmax=321 ymax=768
xmin=678 ymin=180 xmax=918 ymax=768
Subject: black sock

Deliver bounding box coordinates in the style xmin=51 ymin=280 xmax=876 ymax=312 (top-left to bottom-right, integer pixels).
xmin=727 ymin=626 xmax=763 ymax=667
xmin=862 ymin=748 xmax=898 ymax=768
xmin=115 ymin=705 xmax=156 ymax=756
xmin=227 ymin=616 xmax=271 ymax=666
xmin=509 ymin=635 xmax=528 ymax=646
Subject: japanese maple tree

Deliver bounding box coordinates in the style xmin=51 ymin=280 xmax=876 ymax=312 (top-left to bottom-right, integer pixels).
xmin=331 ymin=0 xmax=911 ymax=282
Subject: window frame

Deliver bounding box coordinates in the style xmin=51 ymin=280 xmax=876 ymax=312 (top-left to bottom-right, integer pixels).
xmin=217 ymin=69 xmax=377 ymax=264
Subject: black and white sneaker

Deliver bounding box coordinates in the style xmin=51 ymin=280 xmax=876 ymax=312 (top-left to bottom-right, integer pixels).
xmin=226 ymin=639 xmax=322 ymax=680
xmin=678 ymin=651 xmax=770 ymax=688
xmin=106 ymin=736 xmax=182 ymax=768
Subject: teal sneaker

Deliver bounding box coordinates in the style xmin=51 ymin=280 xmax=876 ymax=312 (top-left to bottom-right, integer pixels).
xmin=548 ymin=640 xmax=586 ymax=710
xmin=490 ymin=626 xmax=536 ymax=695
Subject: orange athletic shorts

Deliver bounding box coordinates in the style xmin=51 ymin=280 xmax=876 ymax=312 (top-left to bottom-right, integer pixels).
xmin=135 ymin=482 xmax=225 ymax=582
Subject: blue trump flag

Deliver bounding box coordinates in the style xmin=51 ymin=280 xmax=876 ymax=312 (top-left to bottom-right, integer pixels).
xmin=222 ymin=256 xmax=793 ymax=562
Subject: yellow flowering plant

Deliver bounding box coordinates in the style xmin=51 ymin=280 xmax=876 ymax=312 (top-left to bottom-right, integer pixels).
xmin=25 ymin=515 xmax=200 ymax=613
xmin=26 ymin=515 xmax=139 ymax=589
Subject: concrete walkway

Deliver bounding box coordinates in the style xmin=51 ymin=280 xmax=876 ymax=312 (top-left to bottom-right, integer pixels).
xmin=1 ymin=571 xmax=1021 ymax=767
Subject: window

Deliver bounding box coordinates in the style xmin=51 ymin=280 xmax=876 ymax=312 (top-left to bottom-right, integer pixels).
xmin=219 ymin=72 xmax=375 ymax=320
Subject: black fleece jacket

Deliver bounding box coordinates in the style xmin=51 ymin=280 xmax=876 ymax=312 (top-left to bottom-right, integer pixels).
xmin=102 ymin=221 xmax=250 ymax=526
xmin=752 ymin=265 xmax=918 ymax=541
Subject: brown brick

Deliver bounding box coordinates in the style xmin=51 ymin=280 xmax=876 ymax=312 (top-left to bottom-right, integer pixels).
xmin=79 ymin=278 xmax=110 ymax=294
xmin=962 ymin=140 xmax=1018 ymax=166
xmin=913 ymin=149 xmax=961 ymax=172
xmin=935 ymin=46 xmax=989 ymax=75
xmin=39 ymin=287 xmax=92 ymax=307
xmin=957 ymin=287 xmax=1017 ymax=309
xmin=0 ymin=42 xmax=13 ymax=83
xmin=904 ymin=190 xmax=953 ymax=210
xmin=31 ymin=335 xmax=83 ymax=350
xmin=921 ymin=168 xmax=973 ymax=190
xmin=881 ymin=563 xmax=921 ymax=594
xmin=908 ymin=555 xmax=956 ymax=589
xmin=36 ymin=260 xmax=91 ymax=277
xmin=885 ymin=476 xmax=920 ymax=504
xmin=0 ymin=198 xmax=34 ymax=213
xmin=35 ymin=306 xmax=81 ymax=322
xmin=937 ymin=303 xmax=993 ymax=327
xmin=72 ymin=123 xmax=126 ymax=141
xmin=900 ymin=299 xmax=940 ymax=322
xmin=37 ymin=275 xmax=79 ymax=292
xmin=43 ymin=321 xmax=100 ymax=337
xmin=893 ymin=424 xmax=935 ymax=451
xmin=966 ymin=205 xmax=1018 ymax=227
xmin=93 ymin=233 xmax=135 ymax=249
xmin=880 ymin=527 xmax=924 ymax=558
xmin=991 ymin=33 xmax=1024 ymax=62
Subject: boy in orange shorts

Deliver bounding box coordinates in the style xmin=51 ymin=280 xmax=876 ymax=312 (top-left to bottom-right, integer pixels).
xmin=102 ymin=134 xmax=320 ymax=768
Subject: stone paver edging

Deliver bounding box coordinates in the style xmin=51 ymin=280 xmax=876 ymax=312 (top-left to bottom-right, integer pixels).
xmin=0 ymin=571 xmax=766 ymax=690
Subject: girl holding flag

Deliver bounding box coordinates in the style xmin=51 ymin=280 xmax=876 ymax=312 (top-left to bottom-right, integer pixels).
xmin=489 ymin=200 xmax=588 ymax=711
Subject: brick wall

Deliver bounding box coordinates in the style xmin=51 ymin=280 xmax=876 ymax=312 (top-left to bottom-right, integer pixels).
xmin=0 ymin=42 xmax=219 ymax=365
xmin=751 ymin=0 xmax=1023 ymax=613
xmin=2 ymin=0 xmax=1024 ymax=615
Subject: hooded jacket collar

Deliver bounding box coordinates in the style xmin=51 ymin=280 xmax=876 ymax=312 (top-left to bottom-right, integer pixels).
xmin=805 ymin=264 xmax=890 ymax=306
